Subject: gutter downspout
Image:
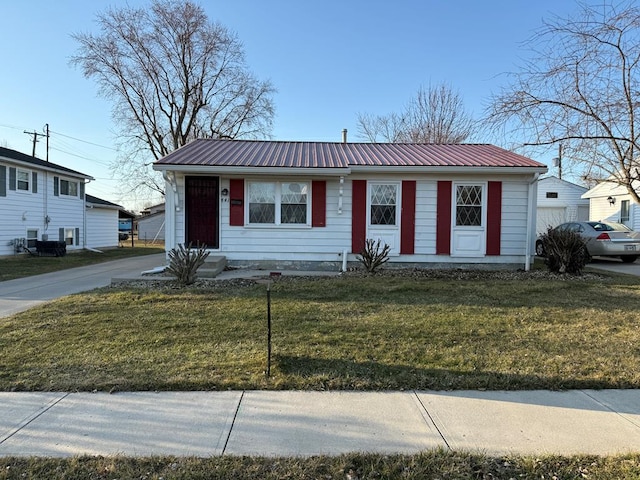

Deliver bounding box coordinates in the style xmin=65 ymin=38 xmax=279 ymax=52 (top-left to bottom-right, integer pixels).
xmin=83 ymin=179 xmax=90 ymax=249
xmin=525 ymin=173 xmax=540 ymax=271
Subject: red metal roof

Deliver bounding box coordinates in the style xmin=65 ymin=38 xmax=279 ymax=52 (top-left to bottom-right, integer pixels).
xmin=154 ymin=139 xmax=546 ymax=170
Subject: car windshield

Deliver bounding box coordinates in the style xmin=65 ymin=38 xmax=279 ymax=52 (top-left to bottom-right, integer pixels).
xmin=586 ymin=222 xmax=631 ymax=232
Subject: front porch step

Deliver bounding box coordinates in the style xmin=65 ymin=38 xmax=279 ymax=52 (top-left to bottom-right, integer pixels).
xmin=197 ymin=255 xmax=227 ymax=278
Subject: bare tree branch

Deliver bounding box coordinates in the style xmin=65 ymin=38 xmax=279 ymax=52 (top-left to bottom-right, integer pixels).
xmin=357 ymin=83 xmax=476 ymax=144
xmin=71 ymin=0 xmax=275 ymax=201
xmin=485 ymin=1 xmax=640 ymax=202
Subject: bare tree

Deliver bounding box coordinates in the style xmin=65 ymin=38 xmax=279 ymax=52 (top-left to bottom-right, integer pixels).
xmin=71 ymin=0 xmax=275 ymax=196
xmin=486 ymin=2 xmax=640 ymax=202
xmin=357 ymin=83 xmax=476 ymax=143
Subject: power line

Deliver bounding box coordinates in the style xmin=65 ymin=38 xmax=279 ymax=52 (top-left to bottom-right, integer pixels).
xmin=49 ymin=129 xmax=118 ymax=151
xmin=49 ymin=147 xmax=112 ymax=167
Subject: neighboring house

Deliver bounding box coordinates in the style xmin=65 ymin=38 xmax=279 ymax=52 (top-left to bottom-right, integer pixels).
xmin=153 ymin=139 xmax=548 ymax=270
xmin=137 ymin=204 xmax=165 ymax=243
xmin=86 ymin=194 xmax=130 ymax=249
xmin=0 ymin=147 xmax=93 ymax=256
xmin=140 ymin=203 xmax=165 ymax=216
xmin=536 ymin=176 xmax=589 ymax=234
xmin=582 ymin=180 xmax=640 ymax=230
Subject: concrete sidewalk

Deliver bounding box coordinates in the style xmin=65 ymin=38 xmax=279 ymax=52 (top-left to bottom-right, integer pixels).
xmin=0 ymin=254 xmax=166 ymax=318
xmin=1 ymin=389 xmax=640 ymax=457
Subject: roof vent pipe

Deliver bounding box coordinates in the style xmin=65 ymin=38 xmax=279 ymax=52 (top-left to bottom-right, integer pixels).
xmin=342 ymin=129 xmax=347 ymax=143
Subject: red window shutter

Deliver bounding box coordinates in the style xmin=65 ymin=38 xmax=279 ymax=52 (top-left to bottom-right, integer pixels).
xmin=229 ymin=179 xmax=244 ymax=226
xmin=351 ymin=180 xmax=367 ymax=253
xmin=486 ymin=181 xmax=502 ymax=255
xmin=400 ymin=180 xmax=416 ymax=254
xmin=311 ymin=180 xmax=326 ymax=227
xmin=436 ymin=181 xmax=452 ymax=255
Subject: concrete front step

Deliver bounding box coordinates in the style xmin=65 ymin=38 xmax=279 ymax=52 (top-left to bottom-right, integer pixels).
xmin=197 ymin=255 xmax=227 ymax=278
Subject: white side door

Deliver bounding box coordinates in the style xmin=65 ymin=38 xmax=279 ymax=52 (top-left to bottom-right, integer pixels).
xmin=451 ymin=183 xmax=486 ymax=257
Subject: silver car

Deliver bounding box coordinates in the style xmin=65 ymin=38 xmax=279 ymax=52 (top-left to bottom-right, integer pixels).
xmin=536 ymin=221 xmax=640 ymax=263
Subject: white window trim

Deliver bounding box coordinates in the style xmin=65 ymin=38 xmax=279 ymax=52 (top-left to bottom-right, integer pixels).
xmin=366 ymin=181 xmax=401 ymax=229
xmin=245 ymin=180 xmax=311 ymax=227
xmin=60 ymin=178 xmax=79 ymax=197
xmin=16 ymin=168 xmax=30 ymax=192
xmin=26 ymin=229 xmax=38 ymax=248
xmin=452 ymin=182 xmax=487 ymax=229
xmin=64 ymin=228 xmax=75 ymax=246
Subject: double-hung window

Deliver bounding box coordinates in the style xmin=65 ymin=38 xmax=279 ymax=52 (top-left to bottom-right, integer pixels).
xmin=26 ymin=229 xmax=38 ymax=248
xmin=455 ymin=185 xmax=483 ymax=226
xmin=64 ymin=228 xmax=75 ymax=246
xmin=17 ymin=169 xmax=30 ymax=191
xmin=60 ymin=179 xmax=78 ymax=196
xmin=248 ymin=181 xmax=309 ymax=225
xmin=621 ymin=200 xmax=630 ymax=223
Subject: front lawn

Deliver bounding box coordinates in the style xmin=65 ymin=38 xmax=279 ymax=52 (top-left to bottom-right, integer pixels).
xmin=0 ymin=246 xmax=164 ymax=282
xmin=1 ymin=269 xmax=639 ymax=392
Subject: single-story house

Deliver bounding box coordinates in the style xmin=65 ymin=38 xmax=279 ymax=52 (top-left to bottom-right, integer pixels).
xmin=536 ymin=176 xmax=589 ymax=234
xmin=582 ymin=179 xmax=640 ymax=230
xmin=153 ymin=139 xmax=548 ymax=270
xmin=0 ymin=146 xmax=93 ymax=256
xmin=137 ymin=203 xmax=165 ymax=243
xmin=86 ymin=194 xmax=133 ymax=249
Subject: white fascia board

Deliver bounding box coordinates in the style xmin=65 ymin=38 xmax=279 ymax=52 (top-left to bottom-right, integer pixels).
xmin=86 ymin=203 xmax=120 ymax=210
xmin=348 ymin=165 xmax=548 ymax=175
xmin=152 ymin=165 xmax=351 ymax=176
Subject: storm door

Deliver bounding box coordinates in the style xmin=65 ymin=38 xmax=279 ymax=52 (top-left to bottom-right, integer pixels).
xmin=185 ymin=176 xmax=219 ymax=249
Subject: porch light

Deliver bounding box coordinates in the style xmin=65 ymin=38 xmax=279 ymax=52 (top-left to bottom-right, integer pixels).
xmin=607 ymin=196 xmax=616 ymax=205
xmin=221 ymin=188 xmax=229 ymax=196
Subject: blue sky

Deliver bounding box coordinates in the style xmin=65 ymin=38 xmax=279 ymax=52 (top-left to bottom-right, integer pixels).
xmin=0 ymin=0 xmax=580 ymax=211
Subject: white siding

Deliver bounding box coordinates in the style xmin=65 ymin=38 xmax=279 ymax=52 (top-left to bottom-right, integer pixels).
xmin=583 ymin=181 xmax=640 ymax=230
xmin=536 ymin=176 xmax=589 ymax=234
xmin=414 ymin=181 xmax=437 ymax=254
xmin=1 ymin=165 xmax=85 ymax=255
xmin=163 ymin=172 xmax=537 ymax=268
xmin=137 ymin=213 xmax=165 ymax=242
xmin=501 ymin=182 xmax=529 ymax=256
xmin=0 ymin=164 xmax=44 ymax=255
xmin=86 ymin=207 xmax=119 ymax=248
xmin=219 ymin=176 xmax=351 ymax=264
xmin=45 ymin=174 xmax=85 ymax=251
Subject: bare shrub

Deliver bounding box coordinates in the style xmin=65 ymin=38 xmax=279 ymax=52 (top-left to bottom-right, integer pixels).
xmin=540 ymin=227 xmax=589 ymax=275
xmin=166 ymin=243 xmax=210 ymax=285
xmin=357 ymin=239 xmax=391 ymax=273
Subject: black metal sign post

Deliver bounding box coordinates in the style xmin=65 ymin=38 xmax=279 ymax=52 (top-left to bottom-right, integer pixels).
xmin=266 ymin=281 xmax=272 ymax=378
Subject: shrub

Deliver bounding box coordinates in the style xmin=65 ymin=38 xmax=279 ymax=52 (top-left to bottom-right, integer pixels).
xmin=357 ymin=238 xmax=391 ymax=273
xmin=540 ymin=227 xmax=589 ymax=275
xmin=166 ymin=243 xmax=210 ymax=285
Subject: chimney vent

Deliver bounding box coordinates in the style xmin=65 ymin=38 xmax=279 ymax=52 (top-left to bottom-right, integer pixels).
xmin=342 ymin=129 xmax=347 ymax=143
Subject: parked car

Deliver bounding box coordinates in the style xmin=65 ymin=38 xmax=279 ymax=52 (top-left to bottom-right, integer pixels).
xmin=536 ymin=221 xmax=640 ymax=263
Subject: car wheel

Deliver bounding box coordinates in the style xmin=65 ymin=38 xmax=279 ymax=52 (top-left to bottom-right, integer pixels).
xmin=535 ymin=240 xmax=545 ymax=257
xmin=621 ymin=255 xmax=638 ymax=263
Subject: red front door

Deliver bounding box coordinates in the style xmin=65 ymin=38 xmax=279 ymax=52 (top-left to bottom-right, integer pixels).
xmin=185 ymin=176 xmax=219 ymax=249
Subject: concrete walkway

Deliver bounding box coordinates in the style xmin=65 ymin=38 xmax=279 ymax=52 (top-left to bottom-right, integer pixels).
xmin=0 ymin=254 xmax=166 ymax=318
xmin=1 ymin=389 xmax=640 ymax=457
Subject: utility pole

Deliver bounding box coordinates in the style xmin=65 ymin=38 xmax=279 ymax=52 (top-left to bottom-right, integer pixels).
xmin=552 ymin=144 xmax=563 ymax=180
xmin=24 ymin=129 xmax=47 ymax=158
xmin=44 ymin=123 xmax=50 ymax=162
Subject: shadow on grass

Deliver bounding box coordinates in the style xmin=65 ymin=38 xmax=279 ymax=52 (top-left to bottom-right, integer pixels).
xmin=275 ymin=354 xmax=636 ymax=392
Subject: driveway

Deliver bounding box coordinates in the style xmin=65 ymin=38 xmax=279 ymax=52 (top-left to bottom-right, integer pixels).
xmin=0 ymin=254 xmax=166 ymax=318
xmin=586 ymin=256 xmax=640 ymax=277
